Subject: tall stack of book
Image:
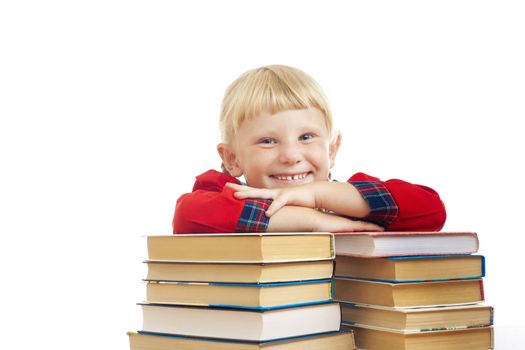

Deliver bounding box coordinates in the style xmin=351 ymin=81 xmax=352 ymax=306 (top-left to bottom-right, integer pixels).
xmin=128 ymin=233 xmax=356 ymax=350
xmin=333 ymin=231 xmax=494 ymax=350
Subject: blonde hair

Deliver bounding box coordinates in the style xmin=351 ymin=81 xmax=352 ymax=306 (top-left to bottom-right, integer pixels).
xmin=219 ymin=65 xmax=333 ymax=144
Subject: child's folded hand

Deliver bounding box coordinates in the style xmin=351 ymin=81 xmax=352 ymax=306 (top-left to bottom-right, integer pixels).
xmin=226 ymin=182 xmax=316 ymax=217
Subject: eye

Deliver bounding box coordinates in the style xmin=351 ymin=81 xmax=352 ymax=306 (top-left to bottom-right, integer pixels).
xmin=299 ymin=133 xmax=315 ymax=141
xmin=259 ymin=138 xmax=276 ymax=145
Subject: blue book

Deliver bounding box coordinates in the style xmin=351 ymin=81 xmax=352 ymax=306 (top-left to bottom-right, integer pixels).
xmin=128 ymin=329 xmax=356 ymax=349
xmin=145 ymin=279 xmax=333 ymax=310
xmin=335 ymin=255 xmax=485 ymax=283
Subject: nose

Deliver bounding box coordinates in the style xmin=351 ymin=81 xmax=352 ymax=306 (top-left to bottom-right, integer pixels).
xmin=278 ymin=143 xmax=303 ymax=165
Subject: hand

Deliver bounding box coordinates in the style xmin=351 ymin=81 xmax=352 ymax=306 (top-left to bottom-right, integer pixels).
xmin=314 ymin=211 xmax=384 ymax=232
xmin=266 ymin=205 xmax=384 ymax=232
xmin=226 ymin=182 xmax=316 ymax=217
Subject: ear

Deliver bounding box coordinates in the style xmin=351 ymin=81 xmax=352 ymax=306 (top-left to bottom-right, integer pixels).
xmin=217 ymin=143 xmax=243 ymax=177
xmin=329 ymin=132 xmax=342 ymax=168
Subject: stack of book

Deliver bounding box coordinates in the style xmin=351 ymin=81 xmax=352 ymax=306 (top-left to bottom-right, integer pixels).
xmin=128 ymin=233 xmax=356 ymax=350
xmin=333 ymin=231 xmax=494 ymax=350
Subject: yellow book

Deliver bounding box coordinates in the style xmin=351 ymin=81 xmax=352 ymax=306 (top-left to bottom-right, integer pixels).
xmin=145 ymin=279 xmax=333 ymax=309
xmin=341 ymin=303 xmax=493 ymax=331
xmin=334 ymin=278 xmax=484 ymax=307
xmin=147 ymin=233 xmax=334 ymax=263
xmin=128 ymin=330 xmax=356 ymax=350
xmin=334 ymin=255 xmax=484 ymax=282
xmin=145 ymin=260 xmax=334 ymax=283
xmin=343 ymin=323 xmax=493 ymax=350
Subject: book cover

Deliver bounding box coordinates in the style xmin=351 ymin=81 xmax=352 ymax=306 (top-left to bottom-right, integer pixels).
xmin=334 ymin=278 xmax=485 ymax=307
xmin=334 ymin=254 xmax=485 ymax=282
xmin=334 ymin=231 xmax=479 ymax=257
xmin=144 ymin=259 xmax=334 ymax=283
xmin=144 ymin=279 xmax=334 ymax=310
xmin=340 ymin=303 xmax=493 ymax=331
xmin=147 ymin=233 xmax=335 ymax=263
xmin=139 ymin=302 xmax=342 ymax=341
xmin=128 ymin=329 xmax=356 ymax=349
xmin=343 ymin=323 xmax=493 ymax=350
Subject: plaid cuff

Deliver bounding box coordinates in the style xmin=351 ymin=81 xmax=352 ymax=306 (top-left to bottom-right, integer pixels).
xmin=236 ymin=199 xmax=272 ymax=233
xmin=349 ymin=181 xmax=399 ymax=227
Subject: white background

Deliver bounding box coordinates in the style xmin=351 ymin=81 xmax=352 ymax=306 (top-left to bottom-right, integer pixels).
xmin=1 ymin=1 xmax=524 ymax=349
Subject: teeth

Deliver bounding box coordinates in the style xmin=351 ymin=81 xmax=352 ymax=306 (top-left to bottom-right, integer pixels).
xmin=274 ymin=173 xmax=308 ymax=181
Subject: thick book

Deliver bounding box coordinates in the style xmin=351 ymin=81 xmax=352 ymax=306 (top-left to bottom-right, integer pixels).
xmin=335 ymin=255 xmax=485 ymax=282
xmin=334 ymin=278 xmax=484 ymax=307
xmin=334 ymin=232 xmax=479 ymax=257
xmin=147 ymin=233 xmax=334 ymax=263
xmin=128 ymin=329 xmax=356 ymax=350
xmin=145 ymin=279 xmax=333 ymax=310
xmin=342 ymin=323 xmax=493 ymax=350
xmin=139 ymin=302 xmax=341 ymax=341
xmin=145 ymin=260 xmax=334 ymax=283
xmin=341 ymin=303 xmax=493 ymax=331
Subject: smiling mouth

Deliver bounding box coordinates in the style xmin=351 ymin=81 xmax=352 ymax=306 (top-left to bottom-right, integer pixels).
xmin=270 ymin=172 xmax=311 ymax=181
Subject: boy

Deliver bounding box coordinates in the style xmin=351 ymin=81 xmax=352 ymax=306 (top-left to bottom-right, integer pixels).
xmin=173 ymin=65 xmax=446 ymax=234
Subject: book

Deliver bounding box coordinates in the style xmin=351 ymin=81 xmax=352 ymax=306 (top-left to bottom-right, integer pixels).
xmin=147 ymin=233 xmax=334 ymax=263
xmin=128 ymin=329 xmax=356 ymax=350
xmin=334 ymin=232 xmax=479 ymax=257
xmin=145 ymin=260 xmax=334 ymax=283
xmin=334 ymin=255 xmax=484 ymax=282
xmin=341 ymin=303 xmax=493 ymax=331
xmin=334 ymin=278 xmax=484 ymax=307
xmin=145 ymin=279 xmax=333 ymax=310
xmin=140 ymin=302 xmax=341 ymax=341
xmin=342 ymin=323 xmax=493 ymax=350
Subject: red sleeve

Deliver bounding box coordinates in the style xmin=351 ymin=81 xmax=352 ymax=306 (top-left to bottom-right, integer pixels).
xmin=173 ymin=170 xmax=243 ymax=234
xmin=172 ymin=170 xmax=271 ymax=234
xmin=349 ymin=172 xmax=447 ymax=232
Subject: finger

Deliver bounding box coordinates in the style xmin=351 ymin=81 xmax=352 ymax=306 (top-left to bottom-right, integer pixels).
xmin=225 ymin=182 xmax=250 ymax=191
xmin=353 ymin=221 xmax=384 ymax=232
xmin=233 ymin=190 xmax=262 ymax=199
xmin=234 ymin=188 xmax=276 ymax=200
xmin=265 ymin=198 xmax=287 ymax=217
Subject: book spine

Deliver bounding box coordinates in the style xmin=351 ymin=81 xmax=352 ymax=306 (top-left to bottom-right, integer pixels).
xmin=479 ymin=279 xmax=485 ymax=301
xmin=209 ymin=299 xmax=334 ymax=311
xmin=329 ymin=234 xmax=335 ymax=258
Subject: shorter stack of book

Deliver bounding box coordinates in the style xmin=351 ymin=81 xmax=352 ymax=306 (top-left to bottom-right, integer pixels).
xmin=128 ymin=233 xmax=356 ymax=350
xmin=333 ymin=231 xmax=494 ymax=350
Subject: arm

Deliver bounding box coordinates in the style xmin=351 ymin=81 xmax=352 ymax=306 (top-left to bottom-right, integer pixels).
xmin=173 ymin=170 xmax=268 ymax=234
xmin=349 ymin=173 xmax=446 ymax=231
xmin=173 ymin=170 xmax=382 ymax=234
xmin=228 ymin=173 xmax=446 ymax=232
xmin=173 ymin=188 xmax=246 ymax=233
xmin=173 ymin=184 xmax=381 ymax=233
xmin=226 ymin=181 xmax=371 ymax=218
xmin=267 ymin=205 xmax=382 ymax=232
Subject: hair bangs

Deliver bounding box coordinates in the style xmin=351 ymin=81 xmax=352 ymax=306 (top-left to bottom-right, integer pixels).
xmin=220 ymin=65 xmax=332 ymax=143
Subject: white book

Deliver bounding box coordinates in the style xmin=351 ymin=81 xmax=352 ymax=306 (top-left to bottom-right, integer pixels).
xmin=140 ymin=302 xmax=341 ymax=341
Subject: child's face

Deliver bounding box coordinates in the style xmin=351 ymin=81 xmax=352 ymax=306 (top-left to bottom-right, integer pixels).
xmin=218 ymin=108 xmax=339 ymax=189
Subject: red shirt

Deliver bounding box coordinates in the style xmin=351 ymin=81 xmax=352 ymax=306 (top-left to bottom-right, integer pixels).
xmin=173 ymin=170 xmax=446 ymax=234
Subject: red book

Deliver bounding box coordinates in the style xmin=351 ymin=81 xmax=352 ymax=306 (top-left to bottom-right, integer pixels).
xmin=334 ymin=232 xmax=479 ymax=258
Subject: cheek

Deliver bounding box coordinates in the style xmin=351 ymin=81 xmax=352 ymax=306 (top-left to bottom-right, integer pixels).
xmin=240 ymin=150 xmax=274 ymax=175
xmin=309 ymin=145 xmax=332 ymax=176
xmin=249 ymin=150 xmax=275 ymax=165
xmin=310 ymin=144 xmax=331 ymax=164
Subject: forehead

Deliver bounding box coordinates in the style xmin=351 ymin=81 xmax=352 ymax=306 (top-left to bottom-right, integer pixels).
xmin=237 ymin=108 xmax=330 ymax=137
